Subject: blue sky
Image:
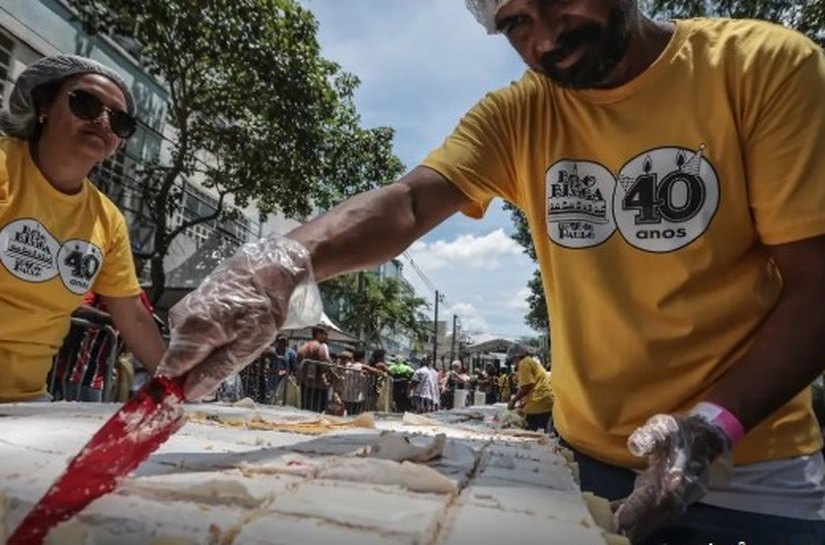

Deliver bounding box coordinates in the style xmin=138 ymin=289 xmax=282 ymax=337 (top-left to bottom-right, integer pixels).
xmin=304 ymin=0 xmax=540 ymax=341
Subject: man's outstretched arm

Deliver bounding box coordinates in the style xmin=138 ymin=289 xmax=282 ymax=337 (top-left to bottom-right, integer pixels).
xmin=289 ymin=166 xmax=471 ymax=282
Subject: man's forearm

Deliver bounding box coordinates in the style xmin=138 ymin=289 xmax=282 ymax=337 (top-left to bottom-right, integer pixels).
xmin=705 ymin=237 xmax=825 ymax=430
xmin=288 ymin=167 xmax=468 ymax=282
xmin=706 ymin=283 xmax=825 ymax=429
xmin=512 ymin=384 xmax=534 ymax=404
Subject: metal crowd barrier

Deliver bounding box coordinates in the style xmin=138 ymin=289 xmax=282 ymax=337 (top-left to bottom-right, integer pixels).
xmin=47 ymin=316 xmax=120 ymax=402
xmin=297 ymin=360 xmax=388 ymax=416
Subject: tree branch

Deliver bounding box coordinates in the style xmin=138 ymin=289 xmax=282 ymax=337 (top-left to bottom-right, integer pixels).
xmin=165 ymin=188 xmax=231 ymax=242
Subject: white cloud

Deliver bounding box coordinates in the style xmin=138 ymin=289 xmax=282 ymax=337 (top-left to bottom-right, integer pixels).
xmin=446 ymin=302 xmax=489 ymax=334
xmin=507 ymin=287 xmax=531 ymax=312
xmin=407 ymin=229 xmax=521 ymax=271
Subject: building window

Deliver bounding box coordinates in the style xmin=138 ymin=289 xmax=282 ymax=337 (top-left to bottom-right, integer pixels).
xmin=0 ymin=31 xmax=15 ymax=108
xmin=176 ymin=183 xmax=254 ymax=247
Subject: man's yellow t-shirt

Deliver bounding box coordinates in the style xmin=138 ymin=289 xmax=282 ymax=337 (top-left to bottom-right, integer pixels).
xmin=516 ymin=356 xmax=554 ymax=415
xmin=422 ymin=19 xmax=825 ymax=467
xmin=0 ymin=137 xmax=141 ymax=401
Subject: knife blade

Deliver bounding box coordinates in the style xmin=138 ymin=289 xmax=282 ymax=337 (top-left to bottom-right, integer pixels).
xmin=7 ymin=375 xmax=187 ymax=545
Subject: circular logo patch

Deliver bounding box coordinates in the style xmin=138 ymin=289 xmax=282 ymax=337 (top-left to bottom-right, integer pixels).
xmin=0 ymin=219 xmax=60 ymax=282
xmin=614 ymin=146 xmax=719 ymax=252
xmin=546 ymin=159 xmax=617 ymax=249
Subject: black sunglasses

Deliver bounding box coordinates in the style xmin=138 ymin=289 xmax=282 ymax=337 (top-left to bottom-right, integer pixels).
xmin=67 ymin=89 xmax=137 ymax=139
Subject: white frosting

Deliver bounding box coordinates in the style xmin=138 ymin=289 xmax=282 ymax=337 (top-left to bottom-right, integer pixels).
xmin=0 ymin=402 xmax=612 ymax=544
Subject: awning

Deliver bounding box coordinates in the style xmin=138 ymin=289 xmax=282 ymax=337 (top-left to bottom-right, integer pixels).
xmin=280 ymin=312 xmax=360 ymax=344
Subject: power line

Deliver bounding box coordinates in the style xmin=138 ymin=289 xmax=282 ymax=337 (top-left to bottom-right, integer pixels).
xmin=401 ymin=251 xmax=439 ymax=296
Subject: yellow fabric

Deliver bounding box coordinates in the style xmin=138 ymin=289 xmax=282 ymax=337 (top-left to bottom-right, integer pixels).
xmin=0 ymin=137 xmax=140 ymax=402
xmin=516 ymin=356 xmax=554 ymax=414
xmin=422 ymin=19 xmax=825 ymax=467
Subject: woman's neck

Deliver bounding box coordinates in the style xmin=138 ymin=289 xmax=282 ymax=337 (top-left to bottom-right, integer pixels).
xmin=30 ymin=139 xmax=94 ymax=195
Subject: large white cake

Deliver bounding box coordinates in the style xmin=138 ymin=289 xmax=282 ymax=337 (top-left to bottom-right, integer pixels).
xmin=0 ymin=402 xmax=626 ymax=545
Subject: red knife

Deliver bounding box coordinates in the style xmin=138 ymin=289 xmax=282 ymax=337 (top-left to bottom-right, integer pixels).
xmin=7 ymin=375 xmax=188 ymax=545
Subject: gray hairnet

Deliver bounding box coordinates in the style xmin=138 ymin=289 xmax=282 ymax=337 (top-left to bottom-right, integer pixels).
xmin=0 ymin=54 xmax=135 ymax=140
xmin=505 ymin=342 xmax=530 ymax=362
xmin=465 ymin=0 xmax=514 ymax=34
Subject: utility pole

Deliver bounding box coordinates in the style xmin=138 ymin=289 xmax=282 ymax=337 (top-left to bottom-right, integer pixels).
xmin=432 ymin=290 xmax=444 ymax=365
xmin=450 ymin=314 xmax=458 ymax=363
xmin=355 ymin=271 xmax=365 ymax=342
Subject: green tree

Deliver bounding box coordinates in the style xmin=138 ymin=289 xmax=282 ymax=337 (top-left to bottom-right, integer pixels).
xmin=321 ymin=273 xmax=430 ymax=349
xmin=69 ymin=0 xmax=404 ymax=301
xmin=644 ymin=0 xmax=824 ymax=46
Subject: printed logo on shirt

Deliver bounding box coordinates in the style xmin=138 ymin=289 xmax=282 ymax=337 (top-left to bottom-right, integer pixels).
xmin=546 ymin=160 xmax=617 ymax=249
xmin=545 ymin=145 xmax=719 ymax=253
xmin=0 ymin=218 xmax=60 ymax=281
xmin=58 ymin=239 xmax=103 ymax=295
xmin=614 ymin=145 xmax=719 ymax=252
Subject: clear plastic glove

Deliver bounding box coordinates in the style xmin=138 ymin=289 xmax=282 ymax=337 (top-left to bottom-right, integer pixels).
xmin=613 ymin=413 xmax=730 ymax=543
xmin=157 ymin=236 xmax=322 ymax=401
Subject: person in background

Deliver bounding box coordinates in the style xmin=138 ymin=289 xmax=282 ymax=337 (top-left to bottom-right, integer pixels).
xmin=388 ymin=356 xmax=415 ymax=413
xmin=485 ymin=364 xmax=500 ymax=405
xmin=369 ymin=348 xmax=390 ymax=373
xmin=336 ymin=349 xmax=368 ymax=416
xmin=410 ymin=357 xmax=439 ymax=413
xmin=507 ymin=344 xmax=554 ymax=433
xmin=442 ymin=360 xmax=470 ymax=410
xmin=0 ymin=55 xmax=166 ymax=403
xmin=498 ymin=365 xmax=513 ymax=405
xmin=297 ymin=325 xmax=332 ymax=413
xmin=264 ymin=333 xmax=297 ymax=403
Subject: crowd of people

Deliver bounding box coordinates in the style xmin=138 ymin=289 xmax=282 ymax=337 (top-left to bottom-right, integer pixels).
xmin=208 ymin=323 xmax=551 ymax=422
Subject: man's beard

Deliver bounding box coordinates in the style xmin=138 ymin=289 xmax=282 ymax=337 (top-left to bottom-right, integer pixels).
xmin=539 ymin=4 xmax=633 ymax=90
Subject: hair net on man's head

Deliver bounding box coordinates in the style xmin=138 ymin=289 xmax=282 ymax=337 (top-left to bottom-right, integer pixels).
xmin=0 ymin=54 xmax=135 ymax=140
xmin=465 ymin=0 xmax=515 ymax=34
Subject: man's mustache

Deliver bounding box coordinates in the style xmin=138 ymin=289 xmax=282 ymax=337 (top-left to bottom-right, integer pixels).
xmin=540 ymin=23 xmax=604 ymax=66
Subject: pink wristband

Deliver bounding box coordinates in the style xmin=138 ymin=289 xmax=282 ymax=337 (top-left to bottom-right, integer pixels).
xmin=689 ymin=401 xmax=746 ymax=445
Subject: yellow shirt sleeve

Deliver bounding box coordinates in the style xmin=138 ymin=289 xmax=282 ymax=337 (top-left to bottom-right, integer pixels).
xmin=420 ymin=80 xmax=528 ymax=219
xmin=743 ymin=38 xmax=825 ymax=244
xmin=516 ymin=357 xmax=536 ymax=388
xmin=92 ymin=207 xmax=141 ymax=298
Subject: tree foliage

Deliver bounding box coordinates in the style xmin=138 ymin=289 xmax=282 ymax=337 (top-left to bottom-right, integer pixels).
xmin=644 ymin=0 xmax=825 ymax=47
xmin=507 ymin=0 xmax=824 ymax=331
xmin=320 ymin=273 xmax=430 ymax=349
xmin=69 ymin=0 xmax=404 ymax=300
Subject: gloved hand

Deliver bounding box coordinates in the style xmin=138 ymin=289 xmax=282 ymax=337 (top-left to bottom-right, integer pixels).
xmin=613 ymin=413 xmax=730 ymax=543
xmin=157 ymin=236 xmax=322 ymax=401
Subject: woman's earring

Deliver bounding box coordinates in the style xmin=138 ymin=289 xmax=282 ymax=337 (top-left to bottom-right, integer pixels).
xmin=38 ymin=115 xmax=46 ymax=124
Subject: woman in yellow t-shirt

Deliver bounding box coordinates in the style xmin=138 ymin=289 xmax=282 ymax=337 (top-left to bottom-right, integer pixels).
xmin=505 ymin=344 xmax=553 ymax=432
xmin=0 ymin=55 xmax=166 ymax=402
